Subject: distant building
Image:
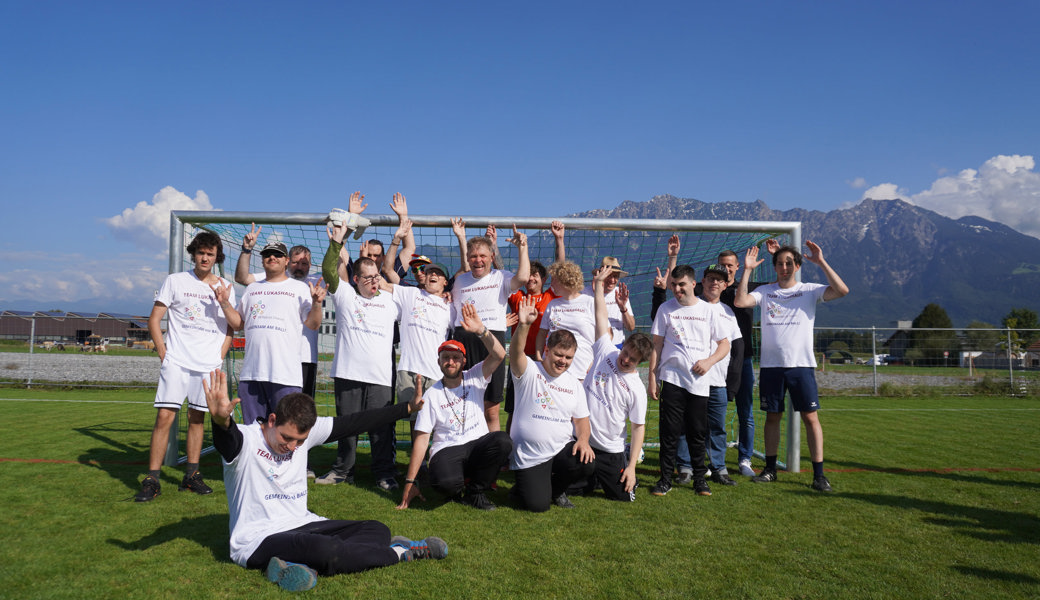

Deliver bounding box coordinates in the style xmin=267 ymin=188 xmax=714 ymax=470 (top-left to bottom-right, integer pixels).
xmin=0 ymin=310 xmax=150 ymax=345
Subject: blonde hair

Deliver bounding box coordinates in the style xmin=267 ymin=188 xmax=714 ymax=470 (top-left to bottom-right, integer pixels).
xmin=548 ymin=261 xmax=584 ymax=293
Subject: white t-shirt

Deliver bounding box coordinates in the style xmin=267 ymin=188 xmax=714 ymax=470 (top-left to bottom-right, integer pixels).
xmin=581 ymin=284 xmax=633 ymax=343
xmin=393 ymin=285 xmax=454 ymax=381
xmin=650 ymin=297 xmax=727 ymax=396
xmin=329 ymin=284 xmax=399 ymax=386
xmin=583 ymin=336 xmax=647 ymax=454
xmin=540 ymin=294 xmax=596 ymax=378
xmin=238 ymin=278 xmax=312 ymax=386
xmin=750 ymin=282 xmax=828 ymax=368
xmin=155 ymin=271 xmax=235 ymax=372
xmin=509 ymin=361 xmax=590 ymax=470
xmin=224 ymin=417 xmax=334 ymax=567
xmin=254 ymin=271 xmax=322 ymax=363
xmin=451 ymin=269 xmax=514 ymax=331
xmin=413 ymin=363 xmax=491 ymax=458
xmin=702 ymin=300 xmax=742 ymax=387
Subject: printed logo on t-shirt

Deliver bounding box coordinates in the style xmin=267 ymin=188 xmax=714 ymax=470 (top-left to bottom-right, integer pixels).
xmin=352 ymin=306 xmax=366 ymax=324
xmin=249 ymin=301 xmax=266 ymax=319
xmin=591 ymin=369 xmax=608 ymax=388
xmin=536 ymin=390 xmax=555 ymax=410
xmin=185 ymin=303 xmax=203 ymax=321
xmin=766 ymin=300 xmax=791 ymax=321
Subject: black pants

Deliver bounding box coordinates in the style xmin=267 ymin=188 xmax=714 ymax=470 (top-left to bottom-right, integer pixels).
xmin=586 ymin=449 xmax=635 ymax=501
xmin=429 ymin=431 xmax=512 ymax=497
xmin=329 ymin=378 xmax=396 ymax=481
xmin=301 ymin=362 xmax=317 ymax=399
xmin=658 ymin=381 xmax=709 ymax=482
xmin=246 ymin=519 xmax=398 ymax=575
xmin=513 ymin=441 xmax=595 ymax=512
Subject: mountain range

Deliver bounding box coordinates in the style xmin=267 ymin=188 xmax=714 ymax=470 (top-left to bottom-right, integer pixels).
xmin=570 ymin=195 xmax=1040 ymax=328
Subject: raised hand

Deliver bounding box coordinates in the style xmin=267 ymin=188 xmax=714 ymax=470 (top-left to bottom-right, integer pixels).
xmin=744 ymin=246 xmax=765 ymax=271
xmin=407 ymin=374 xmax=425 ymax=414
xmin=212 ymin=279 xmax=233 ymax=304
xmin=309 ymin=278 xmax=327 ymax=304
xmin=667 ymin=234 xmax=680 ymax=257
xmin=451 ymin=217 xmax=466 ymax=237
xmin=765 ymin=238 xmax=780 ymax=255
xmin=243 ymin=222 xmax=262 ymax=251
xmin=592 ymin=265 xmax=610 ymax=285
xmin=615 ymin=281 xmax=629 ymax=306
xmin=551 ymin=220 xmax=565 ymax=239
xmin=459 ymin=303 xmax=486 ymax=334
xmin=202 ymin=369 xmax=240 ymax=427
xmin=347 ymin=191 xmax=367 ymax=214
xmin=653 ymin=267 xmax=667 ymax=290
xmin=389 ymin=193 xmax=408 ymax=218
xmin=508 ymin=224 xmax=527 ymax=248
xmin=326 ymin=222 xmax=348 ymax=244
xmin=485 ymin=224 xmax=498 ymax=245
xmin=804 ymin=240 xmax=824 ymax=265
xmin=517 ymin=294 xmax=538 ymax=326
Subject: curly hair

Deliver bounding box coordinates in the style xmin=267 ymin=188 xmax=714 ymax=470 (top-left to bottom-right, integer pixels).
xmin=548 ymin=261 xmax=584 ymax=293
xmin=186 ymin=231 xmax=225 ymax=264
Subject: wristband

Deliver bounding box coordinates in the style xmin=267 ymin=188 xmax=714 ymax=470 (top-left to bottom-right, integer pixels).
xmin=242 ymin=245 xmax=252 ymax=253
xmin=405 ymin=478 xmax=416 ymax=484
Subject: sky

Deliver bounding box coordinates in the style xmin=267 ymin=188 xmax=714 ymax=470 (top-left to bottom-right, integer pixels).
xmin=2 ymin=1 xmax=1038 ymax=315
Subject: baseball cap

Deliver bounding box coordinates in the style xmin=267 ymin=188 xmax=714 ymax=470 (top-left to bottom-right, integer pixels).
xmin=408 ymin=254 xmax=433 ymax=268
xmin=425 ymin=263 xmax=450 ymax=278
xmin=260 ymin=242 xmax=288 ymax=257
xmin=703 ymin=263 xmax=729 ymax=280
xmin=438 ymin=340 xmax=466 ymax=356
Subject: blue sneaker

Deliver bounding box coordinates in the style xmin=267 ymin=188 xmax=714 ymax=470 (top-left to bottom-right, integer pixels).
xmin=266 ymin=557 xmax=317 ymax=591
xmin=390 ymin=536 xmax=448 ymax=561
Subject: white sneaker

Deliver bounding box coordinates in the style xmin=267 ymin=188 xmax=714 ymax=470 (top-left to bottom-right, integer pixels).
xmin=738 ymin=459 xmax=755 ymax=477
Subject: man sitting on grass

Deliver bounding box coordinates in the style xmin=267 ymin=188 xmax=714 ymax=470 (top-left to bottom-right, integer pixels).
xmin=201 ymin=369 xmax=447 ymax=592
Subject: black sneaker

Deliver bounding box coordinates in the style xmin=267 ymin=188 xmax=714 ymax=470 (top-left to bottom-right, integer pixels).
xmin=135 ymin=475 xmax=161 ymax=502
xmin=179 ymin=471 xmax=213 ymax=495
xmin=462 ymin=492 xmax=497 ymax=511
xmin=710 ymin=472 xmax=738 ymax=486
xmin=693 ymin=478 xmax=712 ymax=496
xmin=392 ymin=536 xmax=448 ymax=561
xmin=812 ymin=475 xmax=833 ymax=492
xmin=650 ymin=479 xmax=672 ymax=496
xmin=752 ymin=469 xmax=778 ymax=483
xmin=675 ymin=471 xmax=693 ymax=486
xmin=552 ymin=493 xmax=575 ymax=509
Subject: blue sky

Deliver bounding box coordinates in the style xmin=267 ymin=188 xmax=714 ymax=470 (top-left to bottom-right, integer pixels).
xmin=2 ymin=1 xmax=1038 ymax=314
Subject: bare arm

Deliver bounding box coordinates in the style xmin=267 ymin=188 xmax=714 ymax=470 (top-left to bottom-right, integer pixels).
xmin=621 ymin=423 xmax=646 ymax=492
xmin=508 ymin=225 xmax=530 ymax=292
xmin=486 ymin=224 xmax=504 ymax=270
xmin=647 ymin=334 xmax=664 ymax=400
xmin=303 ymin=279 xmax=327 ymax=330
xmin=382 ymin=218 xmax=410 ymax=285
xmin=213 ymin=279 xmax=243 ymax=331
xmin=397 ymin=427 xmax=430 ymax=510
xmin=692 ymin=338 xmax=730 ymax=376
xmin=148 ymin=302 xmax=168 ymax=362
xmin=616 ymin=282 xmax=635 ymax=332
xmin=388 ymin=193 xmax=415 ymax=282
xmin=551 ymin=220 xmax=566 ymax=263
xmin=510 ymin=295 xmax=538 ymax=378
xmin=459 ymin=303 xmax=506 ymax=378
xmin=451 ymin=217 xmax=469 ymax=275
xmin=234 ymin=223 xmax=260 ymax=286
xmin=805 ymin=240 xmax=850 ymax=301
xmin=592 ymin=266 xmax=611 ymax=341
xmin=733 ymin=246 xmax=765 ymax=309
xmin=571 ymin=416 xmax=594 ymax=464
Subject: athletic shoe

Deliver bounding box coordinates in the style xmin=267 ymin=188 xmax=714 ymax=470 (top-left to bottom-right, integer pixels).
xmin=462 ymin=492 xmax=497 ymax=511
xmin=392 ymin=536 xmax=449 ymax=561
xmin=135 ymin=475 xmax=161 ymax=502
xmin=693 ymin=478 xmax=712 ymax=496
xmin=178 ymin=471 xmax=213 ymax=495
xmin=377 ymin=478 xmax=399 ymax=491
xmin=752 ymin=469 xmax=777 ymax=483
xmin=812 ymin=476 xmax=833 ymax=492
xmin=306 ymin=469 xmax=316 ymax=479
xmin=738 ymin=459 xmax=755 ymax=477
xmin=710 ymin=472 xmax=738 ymax=486
xmin=552 ymin=493 xmax=575 ymax=509
xmin=315 ymin=471 xmax=353 ymax=485
xmin=675 ymin=471 xmax=693 ymax=486
xmin=650 ymin=479 xmax=672 ymax=496
xmin=266 ymin=557 xmax=317 ymax=592
xmin=705 ymin=468 xmax=712 ymax=478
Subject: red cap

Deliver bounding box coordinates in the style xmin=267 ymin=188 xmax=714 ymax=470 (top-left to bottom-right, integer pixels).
xmin=437 ymin=340 xmax=466 ymax=356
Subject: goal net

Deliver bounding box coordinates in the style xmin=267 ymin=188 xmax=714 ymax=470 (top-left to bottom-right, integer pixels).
xmin=166 ymin=210 xmax=803 ymax=470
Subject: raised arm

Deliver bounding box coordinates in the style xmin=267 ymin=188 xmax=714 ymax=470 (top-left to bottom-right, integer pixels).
xmin=616 ymin=281 xmax=634 ymax=333
xmin=733 ymin=246 xmax=765 ymax=308
xmin=486 ymin=224 xmax=504 ymax=270
xmin=510 ymin=295 xmax=538 ymax=378
xmin=551 ymin=220 xmax=566 ymax=263
xmin=213 ymin=279 xmax=243 ymax=331
xmin=451 ymin=217 xmax=469 ymax=275
xmin=234 ymin=223 xmax=261 ymax=286
xmin=592 ymin=266 xmax=611 ymax=341
xmin=508 ymin=224 xmax=530 ymax=292
xmin=459 ymin=303 xmax=506 ymax=378
xmin=389 ymin=193 xmax=415 ymax=279
xmin=303 ymin=279 xmax=327 ymax=330
xmin=804 ymin=240 xmax=850 ymax=301
xmin=322 ymin=222 xmax=351 ymax=294
xmin=382 ymin=217 xmax=411 ymax=285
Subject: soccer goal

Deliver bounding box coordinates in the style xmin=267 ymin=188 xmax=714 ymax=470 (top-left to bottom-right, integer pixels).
xmin=164 ymin=210 xmax=805 ymax=471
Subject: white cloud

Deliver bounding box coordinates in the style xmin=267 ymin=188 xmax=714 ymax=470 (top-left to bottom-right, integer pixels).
xmin=105 ymin=186 xmax=217 ymax=253
xmin=847 ymin=177 xmax=868 ymax=189
xmin=859 ymin=155 xmax=1040 ymax=239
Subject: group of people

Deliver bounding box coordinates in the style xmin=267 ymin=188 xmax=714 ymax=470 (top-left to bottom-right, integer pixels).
xmin=136 ymin=192 xmax=849 ymax=591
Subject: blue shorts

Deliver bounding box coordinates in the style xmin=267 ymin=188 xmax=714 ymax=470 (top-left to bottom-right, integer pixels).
xmin=759 ymin=367 xmax=820 ymax=413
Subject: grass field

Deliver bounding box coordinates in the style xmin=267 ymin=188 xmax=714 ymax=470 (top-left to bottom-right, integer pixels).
xmin=0 ymin=388 xmax=1037 ymax=599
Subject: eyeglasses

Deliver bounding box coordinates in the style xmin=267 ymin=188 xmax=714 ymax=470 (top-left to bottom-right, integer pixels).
xmin=411 ymin=265 xmax=426 ymax=274
xmin=358 ymin=275 xmax=381 ymax=283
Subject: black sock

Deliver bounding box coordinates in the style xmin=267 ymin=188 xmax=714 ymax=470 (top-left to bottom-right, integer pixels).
xmin=812 ymin=461 xmax=824 ymax=479
xmin=148 ymin=469 xmax=161 ymax=481
xmin=185 ymin=463 xmax=199 ymax=477
xmin=765 ymin=455 xmax=777 ymax=471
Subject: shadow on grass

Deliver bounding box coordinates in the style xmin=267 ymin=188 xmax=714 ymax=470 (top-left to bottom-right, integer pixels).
xmin=840 ymin=491 xmax=1040 ymax=545
xmin=107 ymin=513 xmax=230 ymax=562
xmin=827 ymin=458 xmax=1040 ymax=491
xmin=75 ymin=421 xmax=152 ymax=490
xmin=951 ymin=565 xmax=1040 ymax=584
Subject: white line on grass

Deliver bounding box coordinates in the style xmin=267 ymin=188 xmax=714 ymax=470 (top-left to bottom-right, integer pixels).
xmin=826 ymin=408 xmax=1040 ymax=412
xmin=0 ymin=398 xmax=150 ymax=404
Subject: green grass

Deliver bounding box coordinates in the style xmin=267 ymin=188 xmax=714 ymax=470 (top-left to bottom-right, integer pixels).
xmin=0 ymin=389 xmax=1038 ymax=599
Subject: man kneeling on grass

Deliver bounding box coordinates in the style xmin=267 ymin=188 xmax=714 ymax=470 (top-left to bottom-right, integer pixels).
xmin=202 ymin=369 xmax=447 ymax=592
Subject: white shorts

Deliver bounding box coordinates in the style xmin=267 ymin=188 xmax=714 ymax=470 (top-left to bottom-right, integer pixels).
xmin=154 ymin=360 xmax=211 ymax=413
